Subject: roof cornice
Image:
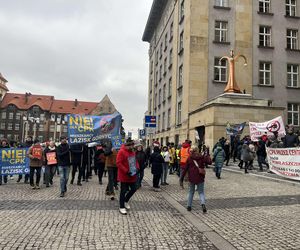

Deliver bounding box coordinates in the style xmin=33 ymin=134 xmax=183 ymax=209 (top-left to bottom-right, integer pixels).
xmin=142 ymin=0 xmax=168 ymax=42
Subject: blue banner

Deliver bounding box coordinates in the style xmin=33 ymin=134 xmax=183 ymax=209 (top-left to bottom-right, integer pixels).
xmin=68 ymin=112 xmax=122 ymax=144
xmin=0 ymin=148 xmax=30 ymax=175
xmin=226 ymin=122 xmax=246 ymax=136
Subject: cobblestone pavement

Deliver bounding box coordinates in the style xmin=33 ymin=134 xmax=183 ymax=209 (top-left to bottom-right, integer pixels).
xmin=156 ymin=162 xmax=300 ymax=250
xmin=0 ymin=173 xmax=217 ymax=250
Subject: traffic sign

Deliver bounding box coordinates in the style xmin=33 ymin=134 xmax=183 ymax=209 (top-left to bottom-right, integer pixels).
xmin=145 ymin=115 xmax=156 ymax=128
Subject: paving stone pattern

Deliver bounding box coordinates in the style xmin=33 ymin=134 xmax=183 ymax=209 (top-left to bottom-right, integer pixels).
xmin=0 ymin=174 xmax=216 ymax=250
xmin=159 ymin=166 xmax=300 ymax=250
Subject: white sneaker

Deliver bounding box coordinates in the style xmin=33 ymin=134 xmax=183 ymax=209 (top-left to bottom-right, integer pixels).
xmin=124 ymin=202 xmax=130 ymax=210
xmin=119 ymin=208 xmax=127 ymax=215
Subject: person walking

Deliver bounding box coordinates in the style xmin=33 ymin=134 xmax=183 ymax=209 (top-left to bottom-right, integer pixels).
xmin=135 ymin=143 xmax=147 ymax=189
xmin=180 ymin=145 xmax=207 ymax=213
xmin=149 ymin=146 xmax=164 ymax=191
xmin=116 ymin=138 xmax=139 ymax=215
xmin=27 ymin=139 xmax=44 ymax=189
xmin=44 ymin=141 xmax=57 ymax=187
xmin=0 ymin=138 xmax=10 ymax=185
xmin=241 ymin=141 xmax=253 ymax=174
xmin=70 ymin=143 xmax=83 ymax=186
xmin=213 ymin=142 xmax=225 ymax=179
xmin=105 ymin=147 xmax=118 ymax=200
xmin=161 ymin=146 xmax=170 ymax=186
xmin=94 ymin=144 xmax=106 ymax=185
xmin=56 ymin=136 xmax=71 ymax=197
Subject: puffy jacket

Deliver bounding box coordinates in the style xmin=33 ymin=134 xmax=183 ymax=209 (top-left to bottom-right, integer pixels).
xmin=136 ymin=150 xmax=147 ymax=170
xmin=180 ymin=143 xmax=190 ymax=167
xmin=116 ymin=145 xmax=139 ymax=183
xmin=213 ymin=146 xmax=225 ymax=164
xmin=181 ymin=153 xmax=206 ymax=184
xmin=149 ymin=152 xmax=164 ymax=175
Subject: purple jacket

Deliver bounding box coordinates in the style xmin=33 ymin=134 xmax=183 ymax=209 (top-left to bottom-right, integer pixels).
xmin=181 ymin=153 xmax=205 ymax=184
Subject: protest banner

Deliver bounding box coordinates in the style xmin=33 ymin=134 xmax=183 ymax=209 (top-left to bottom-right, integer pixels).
xmin=0 ymin=148 xmax=30 ymax=175
xmin=46 ymin=152 xmax=57 ymax=165
xmin=266 ymin=147 xmax=300 ymax=181
xmin=32 ymin=145 xmax=43 ymax=160
xmin=249 ymin=116 xmax=286 ymax=141
xmin=226 ymin=122 xmax=246 ymax=136
xmin=67 ymin=112 xmax=122 ymax=145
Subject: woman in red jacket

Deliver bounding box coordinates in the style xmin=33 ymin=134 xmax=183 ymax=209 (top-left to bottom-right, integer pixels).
xmin=180 ymin=145 xmax=207 ymax=213
xmin=116 ymin=138 xmax=139 ymax=215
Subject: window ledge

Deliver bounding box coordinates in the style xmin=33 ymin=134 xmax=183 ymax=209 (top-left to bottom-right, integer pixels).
xmin=284 ymin=15 xmax=300 ymax=19
xmin=286 ymin=48 xmax=300 ymax=52
xmin=213 ymin=41 xmax=230 ymax=45
xmin=286 ymin=86 xmax=300 ymax=89
xmin=213 ymin=6 xmax=231 ymax=10
xmin=179 ymin=16 xmax=184 ymax=25
xmin=178 ymin=48 xmax=184 ymax=56
xmin=257 ymin=45 xmax=274 ymax=49
xmin=257 ymin=11 xmax=274 ymax=16
xmin=257 ymin=84 xmax=274 ymax=88
xmin=213 ymin=80 xmax=227 ymax=84
xmin=164 ymin=47 xmax=167 ymax=52
xmin=176 ymin=124 xmax=182 ymax=128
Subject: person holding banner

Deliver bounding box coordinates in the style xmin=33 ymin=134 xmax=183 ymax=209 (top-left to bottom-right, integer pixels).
xmin=44 ymin=141 xmax=57 ymax=187
xmin=27 ymin=139 xmax=44 ymax=189
xmin=0 ymin=138 xmax=10 ymax=185
xmin=56 ymin=136 xmax=71 ymax=197
xmin=116 ymin=138 xmax=139 ymax=215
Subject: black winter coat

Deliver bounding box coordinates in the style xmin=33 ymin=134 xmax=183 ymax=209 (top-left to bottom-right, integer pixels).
xmin=149 ymin=152 xmax=164 ymax=175
xmin=56 ymin=143 xmax=71 ymax=166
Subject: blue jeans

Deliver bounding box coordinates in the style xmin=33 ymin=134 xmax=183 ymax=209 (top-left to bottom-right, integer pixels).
xmin=161 ymin=163 xmax=169 ymax=184
xmin=137 ymin=168 xmax=144 ymax=188
xmin=187 ymin=182 xmax=205 ymax=207
xmin=215 ymin=162 xmax=223 ymax=177
xmin=58 ymin=166 xmax=70 ymax=193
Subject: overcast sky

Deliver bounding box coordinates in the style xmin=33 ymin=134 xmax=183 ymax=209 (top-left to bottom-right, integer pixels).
xmin=0 ymin=0 xmax=153 ymax=138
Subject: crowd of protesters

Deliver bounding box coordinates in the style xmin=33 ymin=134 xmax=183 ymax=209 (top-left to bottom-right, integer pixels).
xmin=0 ymin=125 xmax=299 ymax=215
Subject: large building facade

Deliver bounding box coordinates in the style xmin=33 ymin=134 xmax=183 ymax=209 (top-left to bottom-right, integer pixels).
xmin=0 ymin=76 xmax=117 ymax=143
xmin=143 ymin=0 xmax=300 ymax=146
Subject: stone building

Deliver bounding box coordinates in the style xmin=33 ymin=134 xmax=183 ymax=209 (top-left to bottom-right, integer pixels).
xmin=0 ymin=75 xmax=118 ymax=143
xmin=142 ymin=0 xmax=300 ymax=147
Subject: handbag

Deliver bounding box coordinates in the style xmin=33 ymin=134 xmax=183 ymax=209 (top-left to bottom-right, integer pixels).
xmin=193 ymin=160 xmax=206 ymax=175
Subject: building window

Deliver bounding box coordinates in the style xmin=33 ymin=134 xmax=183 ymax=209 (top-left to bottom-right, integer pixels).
xmin=164 ymin=34 xmax=168 ymax=50
xmin=15 ymin=113 xmax=21 ymax=120
xmin=7 ymin=134 xmax=12 ymax=140
xmin=180 ymin=0 xmax=184 ymax=22
xmin=50 ymin=125 xmax=55 ymax=132
xmin=40 ymin=113 xmax=45 ymax=121
xmin=158 ymin=115 xmax=161 ymax=131
xmin=215 ymin=0 xmax=228 ymax=7
xmin=259 ymin=62 xmax=272 ymax=85
xmin=215 ymin=21 xmax=228 ymax=42
xmin=168 ymin=78 xmax=172 ymax=97
xmin=259 ymin=0 xmax=271 ymax=13
xmin=1 ymin=112 xmax=6 ymax=119
xmin=160 ymin=42 xmax=163 ymax=58
xmin=169 ymin=49 xmax=173 ymax=66
xmin=38 ymin=136 xmax=44 ymax=142
xmin=170 ymin=22 xmax=174 ymax=41
xmin=287 ymin=64 xmax=299 ymax=87
xmin=8 ymin=113 xmax=14 ymax=120
xmin=214 ymin=57 xmax=227 ymax=82
xmin=14 ymin=135 xmax=19 ymax=141
xmin=0 ymin=123 xmax=5 ymax=130
xmin=287 ymin=29 xmax=299 ymax=50
xmin=159 ymin=65 xmax=163 ymax=80
xmin=7 ymin=123 xmax=13 ymax=130
xmin=156 ymin=51 xmax=159 ymax=65
xmin=177 ymin=102 xmax=182 ymax=124
xmin=162 ymin=112 xmax=165 ymax=130
xmin=164 ymin=58 xmax=167 ymax=74
xmin=179 ymin=32 xmax=184 ymax=52
xmin=15 ymin=123 xmax=20 ymax=131
xmin=259 ymin=26 xmax=272 ymax=47
xmin=178 ymin=65 xmax=183 ymax=87
xmin=155 ymin=71 xmax=159 ymax=85
xmin=163 ymin=84 xmax=166 ymax=102
xmin=288 ymin=103 xmax=299 ymax=125
xmin=158 ymin=89 xmax=162 ymax=105
xmin=39 ymin=124 xmax=44 ymax=132
xmin=286 ymin=0 xmax=297 ymax=16
xmin=167 ymin=109 xmax=171 ymax=128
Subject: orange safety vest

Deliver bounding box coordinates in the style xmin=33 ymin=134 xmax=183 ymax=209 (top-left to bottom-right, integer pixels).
xmin=180 ymin=147 xmax=190 ymax=165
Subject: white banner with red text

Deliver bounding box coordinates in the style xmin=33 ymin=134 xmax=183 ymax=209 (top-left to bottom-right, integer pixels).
xmin=266 ymin=147 xmax=300 ymax=181
xmin=249 ymin=116 xmax=286 ymax=141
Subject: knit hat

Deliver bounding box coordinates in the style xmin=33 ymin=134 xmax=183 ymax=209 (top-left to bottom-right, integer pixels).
xmin=125 ymin=138 xmax=134 ymax=146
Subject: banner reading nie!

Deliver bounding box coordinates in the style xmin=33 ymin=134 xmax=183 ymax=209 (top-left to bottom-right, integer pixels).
xmin=67 ymin=112 xmax=122 ymax=145
xmin=0 ymin=148 xmax=30 ymax=176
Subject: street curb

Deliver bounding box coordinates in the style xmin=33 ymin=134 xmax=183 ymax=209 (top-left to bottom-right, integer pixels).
xmin=223 ymin=168 xmax=300 ymax=187
xmin=144 ymin=176 xmax=236 ymax=250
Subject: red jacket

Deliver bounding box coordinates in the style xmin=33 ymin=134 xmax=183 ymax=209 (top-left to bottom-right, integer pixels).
xmin=181 ymin=153 xmax=205 ymax=184
xmin=116 ymin=145 xmax=140 ymax=183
